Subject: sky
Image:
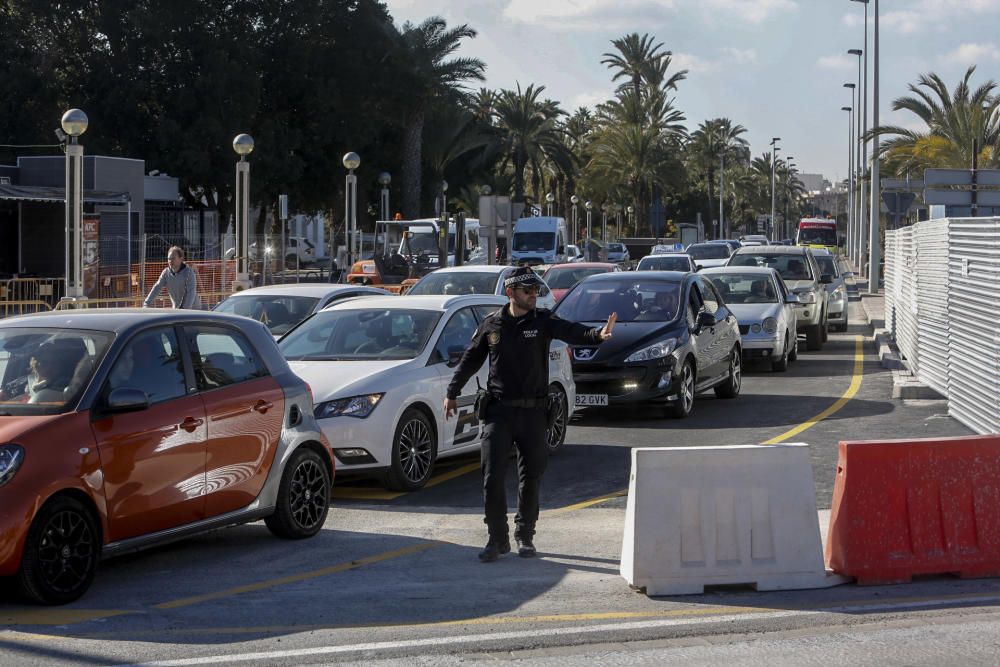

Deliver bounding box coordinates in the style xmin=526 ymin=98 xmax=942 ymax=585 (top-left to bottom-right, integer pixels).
xmin=382 ymin=0 xmax=1000 ymax=184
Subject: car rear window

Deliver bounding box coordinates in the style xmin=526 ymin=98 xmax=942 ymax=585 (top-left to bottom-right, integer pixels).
xmin=729 ymin=253 xmax=813 ymax=281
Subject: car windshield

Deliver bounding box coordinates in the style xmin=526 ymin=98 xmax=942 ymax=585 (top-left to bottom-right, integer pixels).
xmin=556 ymin=278 xmax=682 ymax=323
xmin=815 ymin=255 xmax=838 ymax=278
xmin=402 ymin=232 xmax=454 ymax=256
xmin=729 ymin=253 xmax=814 ymax=281
xmin=687 ymin=244 xmax=730 ymax=260
xmin=706 ymin=273 xmax=778 ymax=304
xmin=214 ymin=295 xmax=320 ymax=336
xmin=279 ymin=309 xmax=441 ymax=361
xmin=798 ymin=227 xmax=838 ymax=246
xmin=609 ymin=244 xmax=625 ymax=252
xmin=513 ymin=232 xmax=555 ymax=252
xmin=637 ymin=255 xmax=691 ymax=271
xmin=0 ymin=328 xmax=114 ymax=415
xmin=407 ymin=271 xmax=500 ymax=295
xmin=543 ymin=267 xmax=611 ymax=289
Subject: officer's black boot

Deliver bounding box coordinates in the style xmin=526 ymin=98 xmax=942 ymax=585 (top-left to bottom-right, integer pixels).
xmin=478 ymin=537 xmax=511 ymax=562
xmin=515 ymin=535 xmax=536 ymax=558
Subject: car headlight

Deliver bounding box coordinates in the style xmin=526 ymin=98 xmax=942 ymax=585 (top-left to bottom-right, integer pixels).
xmin=0 ymin=445 xmax=24 ymax=488
xmin=762 ymin=317 xmax=778 ymax=334
xmin=796 ymin=290 xmax=817 ymax=304
xmin=625 ymin=338 xmax=677 ymax=363
xmin=832 ymin=286 xmax=846 ymax=300
xmin=314 ymin=393 xmax=384 ymax=419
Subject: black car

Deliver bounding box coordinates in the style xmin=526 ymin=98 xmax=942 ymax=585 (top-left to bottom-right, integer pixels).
xmin=554 ymin=271 xmax=742 ymax=418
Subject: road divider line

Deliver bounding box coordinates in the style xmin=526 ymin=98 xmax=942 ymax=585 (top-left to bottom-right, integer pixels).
xmin=152 ymin=541 xmax=445 ymax=610
xmin=546 ymin=490 xmax=628 ymax=515
xmin=0 ymin=608 xmax=131 ymax=626
xmin=763 ymin=334 xmax=864 ymax=445
xmin=332 ymin=462 xmax=480 ymax=501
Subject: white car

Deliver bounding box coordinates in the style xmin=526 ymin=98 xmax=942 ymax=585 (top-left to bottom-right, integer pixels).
xmin=565 ymin=244 xmax=585 ymax=262
xmin=406 ymin=265 xmax=557 ymax=310
xmin=700 ymin=266 xmax=799 ymax=371
xmin=278 ymin=295 xmax=577 ymax=490
xmin=606 ymin=243 xmax=630 ymax=263
xmin=686 ymin=242 xmax=733 ymax=270
xmin=213 ymin=284 xmax=392 ymax=338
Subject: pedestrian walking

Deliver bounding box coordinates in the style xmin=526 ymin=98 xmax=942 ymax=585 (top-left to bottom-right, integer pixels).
xmin=143 ymin=246 xmax=201 ymax=309
xmin=444 ymin=267 xmax=616 ymax=562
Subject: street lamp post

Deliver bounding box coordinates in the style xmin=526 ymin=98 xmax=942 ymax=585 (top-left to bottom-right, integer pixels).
xmin=570 ymin=194 xmax=580 ymax=244
xmin=378 ymin=172 xmax=391 ymax=222
xmin=845 ymin=82 xmax=857 ymax=256
xmin=585 ymin=200 xmax=593 ymax=244
xmin=627 ymin=205 xmax=635 ymax=238
xmin=61 ymin=109 xmax=88 ymax=301
xmin=867 ymin=0 xmax=880 ymax=293
xmin=343 ymin=152 xmax=360 ymax=273
xmin=546 ymin=192 xmax=555 ymax=217
xmin=601 ymin=202 xmax=608 ymax=243
xmin=849 ymin=48 xmax=865 ymax=264
xmin=233 ymin=133 xmax=254 ymax=289
xmin=842 ymin=106 xmax=853 ymax=255
xmin=851 ymin=0 xmax=871 ymax=278
xmin=719 ymin=153 xmax=725 ymax=239
xmin=784 ymin=156 xmax=795 ymax=240
xmin=770 ymin=137 xmax=781 ymax=240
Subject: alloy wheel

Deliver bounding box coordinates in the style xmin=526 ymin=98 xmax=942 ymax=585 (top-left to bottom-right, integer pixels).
xmin=731 ymin=350 xmax=742 ymax=393
xmin=35 ymin=510 xmax=97 ymax=596
xmin=680 ymin=364 xmax=695 ymax=413
xmin=289 ymin=459 xmax=329 ymax=530
xmin=398 ymin=418 xmax=433 ymax=484
xmin=546 ymin=386 xmax=568 ymax=453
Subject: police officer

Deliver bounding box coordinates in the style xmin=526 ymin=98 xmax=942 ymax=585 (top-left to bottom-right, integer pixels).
xmin=444 ymin=267 xmax=616 ymax=562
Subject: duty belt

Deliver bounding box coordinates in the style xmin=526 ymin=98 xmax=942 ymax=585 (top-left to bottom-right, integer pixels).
xmin=497 ymin=397 xmax=546 ymax=408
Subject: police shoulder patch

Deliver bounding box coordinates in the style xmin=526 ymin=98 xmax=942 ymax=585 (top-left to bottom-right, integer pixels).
xmin=488 ymin=331 xmax=500 ymax=346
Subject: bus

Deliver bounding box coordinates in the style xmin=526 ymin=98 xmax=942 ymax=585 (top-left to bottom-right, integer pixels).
xmin=796 ymin=218 xmax=839 ymax=254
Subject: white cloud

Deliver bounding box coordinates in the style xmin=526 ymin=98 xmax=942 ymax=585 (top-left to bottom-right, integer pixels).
xmin=672 ymin=53 xmax=719 ymax=73
xmin=571 ymin=91 xmax=611 ymax=109
xmin=672 ymin=48 xmax=759 ymax=74
xmin=817 ymin=54 xmax=854 ymax=72
xmin=843 ymin=0 xmax=1000 ymax=34
xmin=722 ymin=47 xmax=757 ymax=65
xmin=942 ymin=42 xmax=1000 ymax=66
xmin=501 ymin=0 xmax=676 ymax=29
xmin=701 ymin=0 xmax=798 ymax=25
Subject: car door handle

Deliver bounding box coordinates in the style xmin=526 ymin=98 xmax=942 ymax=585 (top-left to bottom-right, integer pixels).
xmin=179 ymin=417 xmax=204 ymax=432
xmin=252 ymin=400 xmax=273 ymax=414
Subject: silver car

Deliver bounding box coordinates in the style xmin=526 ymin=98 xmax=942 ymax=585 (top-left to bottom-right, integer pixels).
xmin=701 ymin=267 xmax=799 ymax=371
xmin=812 ymin=250 xmax=848 ymax=332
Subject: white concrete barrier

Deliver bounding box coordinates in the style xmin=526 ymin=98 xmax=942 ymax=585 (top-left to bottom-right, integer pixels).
xmin=620 ymin=443 xmax=846 ymax=595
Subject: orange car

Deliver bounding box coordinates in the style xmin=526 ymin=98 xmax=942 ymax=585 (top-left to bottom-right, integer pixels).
xmin=0 ymin=309 xmax=334 ymax=604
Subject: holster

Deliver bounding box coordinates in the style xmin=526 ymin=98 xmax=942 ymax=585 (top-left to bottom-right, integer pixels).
xmin=475 ymin=389 xmax=491 ymax=421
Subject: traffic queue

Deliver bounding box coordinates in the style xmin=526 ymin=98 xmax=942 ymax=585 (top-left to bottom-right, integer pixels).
xmin=0 ymin=221 xmax=844 ymax=603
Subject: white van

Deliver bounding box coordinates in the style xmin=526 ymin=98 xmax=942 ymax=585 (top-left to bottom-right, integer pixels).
xmin=511 ymin=216 xmax=569 ymax=265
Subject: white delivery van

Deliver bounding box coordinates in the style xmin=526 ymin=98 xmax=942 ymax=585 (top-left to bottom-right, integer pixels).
xmin=511 ymin=216 xmax=569 ymax=266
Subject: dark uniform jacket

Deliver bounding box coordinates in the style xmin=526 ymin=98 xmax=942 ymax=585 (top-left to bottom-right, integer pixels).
xmin=447 ymin=304 xmax=602 ymax=401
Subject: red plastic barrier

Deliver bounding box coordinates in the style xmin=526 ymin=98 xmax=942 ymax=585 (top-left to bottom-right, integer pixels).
xmin=826 ymin=435 xmax=1000 ymax=585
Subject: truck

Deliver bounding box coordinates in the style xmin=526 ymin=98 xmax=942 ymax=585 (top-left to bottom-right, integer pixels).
xmin=796 ymin=218 xmax=839 ymax=255
xmin=510 ymin=216 xmax=569 ymax=266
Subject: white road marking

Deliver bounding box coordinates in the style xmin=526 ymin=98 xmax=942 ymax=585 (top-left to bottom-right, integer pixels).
xmin=121 ymin=594 xmax=1000 ymax=666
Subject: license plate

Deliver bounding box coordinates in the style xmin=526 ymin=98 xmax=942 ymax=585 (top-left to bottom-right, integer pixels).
xmin=575 ymin=394 xmax=608 ymax=407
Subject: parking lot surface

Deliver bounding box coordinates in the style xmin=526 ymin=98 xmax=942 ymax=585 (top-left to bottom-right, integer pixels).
xmin=3 ymin=297 xmax=991 ymax=666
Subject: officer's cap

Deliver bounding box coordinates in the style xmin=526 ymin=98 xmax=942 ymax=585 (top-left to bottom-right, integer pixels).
xmin=503 ymin=267 xmax=544 ymax=290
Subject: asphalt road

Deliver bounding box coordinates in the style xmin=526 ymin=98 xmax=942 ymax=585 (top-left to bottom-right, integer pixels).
xmin=1 ymin=293 xmax=991 ymax=667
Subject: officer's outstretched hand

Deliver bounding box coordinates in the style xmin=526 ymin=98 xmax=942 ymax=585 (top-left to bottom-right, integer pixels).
xmin=599 ymin=312 xmax=617 ymax=341
xmin=444 ymin=397 xmax=457 ymax=420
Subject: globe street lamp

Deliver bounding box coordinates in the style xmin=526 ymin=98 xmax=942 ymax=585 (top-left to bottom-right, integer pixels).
xmin=585 ymin=200 xmax=593 ymax=247
xmin=601 ymin=202 xmax=608 ymax=243
xmin=627 ymin=205 xmax=635 ymax=238
xmin=378 ymin=172 xmax=391 ymax=222
xmin=545 ymin=191 xmax=555 ymax=217
xmin=233 ymin=133 xmax=254 ymax=287
xmin=770 ymin=137 xmax=781 ymax=240
xmin=61 ymin=109 xmax=88 ymax=300
xmin=342 ymin=152 xmax=360 ymax=272
xmin=570 ymin=194 xmax=580 ymax=244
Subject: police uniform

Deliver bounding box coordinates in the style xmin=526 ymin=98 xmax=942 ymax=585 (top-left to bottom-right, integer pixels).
xmin=447 ymin=267 xmax=605 ymax=561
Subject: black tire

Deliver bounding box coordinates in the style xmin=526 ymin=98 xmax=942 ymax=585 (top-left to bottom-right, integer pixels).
xmin=771 ymin=335 xmax=789 ymax=372
xmin=821 ymin=313 xmax=829 ymax=343
xmin=667 ymin=360 xmax=696 ymax=419
xmin=285 ymin=253 xmax=297 ymax=266
xmin=17 ymin=496 xmax=100 ymax=605
xmin=806 ymin=325 xmax=823 ymax=351
xmin=265 ymin=447 xmax=331 ymax=539
xmin=384 ymin=408 xmax=437 ymax=491
xmin=714 ymin=347 xmax=742 ymax=398
xmin=546 ymin=383 xmax=569 ymax=454
xmin=788 ymin=333 xmax=799 ymax=361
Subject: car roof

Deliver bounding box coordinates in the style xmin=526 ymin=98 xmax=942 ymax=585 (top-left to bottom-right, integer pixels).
xmin=733 ymin=245 xmax=810 ymax=255
xmin=421 ymin=265 xmax=509 ymax=274
xmin=0 ymin=309 xmax=252 ymax=334
xmin=810 ymin=248 xmax=833 ymax=256
xmin=546 ymin=262 xmax=617 ymax=270
xmin=699 ymin=266 xmax=779 ymax=276
xmin=223 ymin=284 xmax=389 ymax=297
xmin=643 ymin=251 xmax=689 ymax=257
xmin=585 ymin=270 xmax=688 ymax=283
xmin=323 ymin=294 xmax=506 ymax=312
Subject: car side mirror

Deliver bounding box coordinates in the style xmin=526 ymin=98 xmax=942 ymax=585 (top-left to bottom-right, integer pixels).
xmin=105 ymin=387 xmax=150 ymax=413
xmin=447 ymin=345 xmax=466 ymax=367
xmin=820 ymin=274 xmax=833 ymax=284
xmin=696 ymin=312 xmax=717 ymax=329
xmin=785 ymin=293 xmax=800 ymax=304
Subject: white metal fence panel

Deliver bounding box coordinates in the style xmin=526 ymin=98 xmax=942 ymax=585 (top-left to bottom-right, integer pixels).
xmin=915 ymin=219 xmax=950 ymax=396
xmin=884 ymin=230 xmax=898 ymax=336
xmin=946 ymin=218 xmax=1000 ymax=434
xmin=895 ymin=227 xmax=920 ymax=374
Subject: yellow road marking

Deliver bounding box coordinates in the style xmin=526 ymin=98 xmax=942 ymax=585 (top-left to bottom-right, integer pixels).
xmin=763 ymin=335 xmax=865 ymax=445
xmin=545 ymin=490 xmax=628 ymax=515
xmin=332 ymin=462 xmax=480 ymax=501
xmin=0 ymin=608 xmax=131 ymax=626
xmin=153 ymin=541 xmax=445 ymax=610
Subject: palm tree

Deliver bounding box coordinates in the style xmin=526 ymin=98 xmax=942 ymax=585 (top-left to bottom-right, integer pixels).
xmin=391 ymin=17 xmax=485 ymax=217
xmin=686 ymin=119 xmax=749 ymax=238
xmin=873 ymin=66 xmax=999 ymax=175
xmin=492 ymin=83 xmax=574 ymax=203
xmin=601 ymin=33 xmax=683 ymax=100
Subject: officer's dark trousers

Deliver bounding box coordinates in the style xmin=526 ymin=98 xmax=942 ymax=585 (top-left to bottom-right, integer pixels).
xmin=481 ymin=404 xmax=548 ymax=541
